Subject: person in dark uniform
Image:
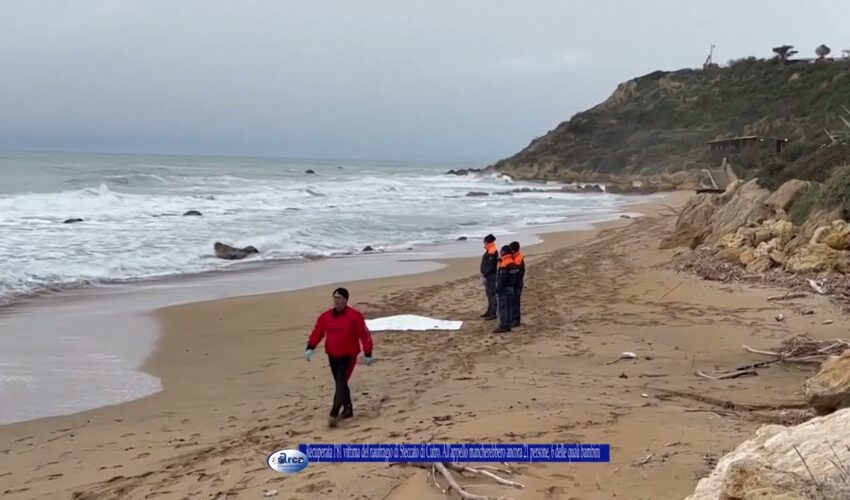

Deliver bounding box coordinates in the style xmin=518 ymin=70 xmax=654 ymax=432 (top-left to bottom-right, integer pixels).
xmin=305 ymin=287 xmax=373 ymax=426
xmin=494 ymin=245 xmax=520 ymax=333
xmin=508 ymin=241 xmax=525 ymax=328
xmin=480 ymin=234 xmax=499 ymax=320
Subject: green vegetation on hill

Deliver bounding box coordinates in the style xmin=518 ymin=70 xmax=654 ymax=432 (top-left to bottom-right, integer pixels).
xmin=791 ymin=163 xmax=850 ymax=225
xmin=491 ymin=58 xmax=850 ymax=189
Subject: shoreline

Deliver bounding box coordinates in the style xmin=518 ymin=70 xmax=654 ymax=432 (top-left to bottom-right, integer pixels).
xmin=6 ymin=189 xmax=843 ymax=499
xmin=0 ymin=197 xmax=654 ymax=426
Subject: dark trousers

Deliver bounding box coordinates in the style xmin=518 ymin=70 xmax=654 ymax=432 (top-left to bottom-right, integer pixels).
xmin=328 ymin=355 xmax=355 ymax=417
xmin=484 ymin=274 xmax=497 ymax=316
xmin=497 ymin=287 xmax=515 ymax=330
xmin=513 ymin=285 xmax=523 ymax=326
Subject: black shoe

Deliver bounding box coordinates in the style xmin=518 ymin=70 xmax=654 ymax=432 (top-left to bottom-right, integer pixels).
xmin=493 ymin=327 xmax=510 ymax=333
xmin=512 ymin=322 xmax=521 ymax=328
xmin=482 ymin=314 xmax=497 ymax=320
xmin=339 ymin=406 xmax=354 ymax=419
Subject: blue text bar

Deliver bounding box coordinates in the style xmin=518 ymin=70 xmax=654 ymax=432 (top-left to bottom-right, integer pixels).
xmin=298 ymin=443 xmax=610 ymax=463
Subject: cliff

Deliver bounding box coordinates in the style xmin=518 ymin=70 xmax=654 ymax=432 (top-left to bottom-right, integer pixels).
xmin=489 ymin=58 xmax=850 ymax=189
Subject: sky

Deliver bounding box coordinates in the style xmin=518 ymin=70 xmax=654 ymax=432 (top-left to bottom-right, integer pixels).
xmin=1 ymin=1 xmax=849 ymax=163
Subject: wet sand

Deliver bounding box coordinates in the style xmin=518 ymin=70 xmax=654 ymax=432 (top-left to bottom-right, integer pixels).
xmin=2 ymin=191 xmax=847 ymax=499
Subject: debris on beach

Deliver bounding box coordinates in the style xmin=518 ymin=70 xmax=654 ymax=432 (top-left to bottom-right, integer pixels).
xmin=606 ymin=351 xmax=637 ymax=365
xmin=694 ymin=335 xmax=850 ymax=382
xmin=675 ymin=246 xmax=850 ymax=311
xmin=394 ymin=462 xmax=524 ymax=499
xmin=743 ymin=335 xmax=850 ymax=364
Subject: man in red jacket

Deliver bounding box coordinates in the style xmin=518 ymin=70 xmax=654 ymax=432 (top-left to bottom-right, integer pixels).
xmin=305 ymin=287 xmax=373 ymax=425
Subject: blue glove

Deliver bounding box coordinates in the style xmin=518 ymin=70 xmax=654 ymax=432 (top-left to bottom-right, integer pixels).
xmin=305 ymin=349 xmax=313 ymax=362
xmin=363 ymin=355 xmax=373 ymax=365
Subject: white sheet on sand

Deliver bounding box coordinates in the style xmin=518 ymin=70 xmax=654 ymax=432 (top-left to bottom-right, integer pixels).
xmin=366 ymin=315 xmax=463 ymax=332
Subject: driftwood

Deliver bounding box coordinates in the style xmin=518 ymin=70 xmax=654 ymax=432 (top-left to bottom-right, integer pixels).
xmin=767 ymin=292 xmax=808 ymax=302
xmin=696 ymin=335 xmax=850 ymax=380
xmin=696 ymin=368 xmax=758 ymax=380
xmin=742 ymin=336 xmax=850 ymax=365
xmin=398 ymin=462 xmax=525 ymax=500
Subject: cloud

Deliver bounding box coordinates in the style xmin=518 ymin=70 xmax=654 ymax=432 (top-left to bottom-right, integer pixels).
xmin=488 ymin=50 xmax=587 ymax=73
xmin=419 ymin=49 xmax=589 ymax=79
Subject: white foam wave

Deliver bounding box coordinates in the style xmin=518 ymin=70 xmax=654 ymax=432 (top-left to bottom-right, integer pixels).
xmin=0 ymin=159 xmax=631 ymax=303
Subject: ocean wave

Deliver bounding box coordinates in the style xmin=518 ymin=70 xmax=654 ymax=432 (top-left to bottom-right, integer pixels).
xmin=0 ymin=159 xmax=630 ymax=305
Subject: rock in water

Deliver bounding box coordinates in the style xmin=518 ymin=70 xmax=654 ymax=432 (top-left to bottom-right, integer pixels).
xmin=183 ymin=210 xmax=202 ymax=216
xmin=362 ymin=245 xmax=375 ymax=252
xmin=63 ymin=218 xmax=84 ymax=224
xmin=305 ymin=169 xmax=316 ymax=174
xmin=214 ymin=242 xmax=259 ymax=260
xmin=804 ymin=350 xmax=850 ymax=414
xmin=465 ymin=191 xmax=489 ymax=197
xmin=457 ymin=236 xmax=468 ymax=241
xmin=687 ymin=408 xmax=850 ymax=499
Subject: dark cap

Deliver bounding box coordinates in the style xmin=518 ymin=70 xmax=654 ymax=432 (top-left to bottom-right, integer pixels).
xmin=484 ymin=234 xmax=496 ymax=243
xmin=509 ymin=241 xmax=520 ymax=252
xmin=332 ymin=287 xmax=349 ymax=300
xmin=500 ymin=245 xmax=512 ymax=254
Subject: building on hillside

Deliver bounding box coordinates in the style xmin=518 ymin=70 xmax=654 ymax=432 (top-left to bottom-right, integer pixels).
xmin=696 ymin=135 xmax=788 ymax=193
xmin=705 ymin=135 xmax=789 ymax=155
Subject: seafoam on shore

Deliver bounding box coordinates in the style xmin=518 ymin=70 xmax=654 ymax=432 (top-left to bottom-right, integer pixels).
xmin=0 ymin=152 xmax=632 ymax=305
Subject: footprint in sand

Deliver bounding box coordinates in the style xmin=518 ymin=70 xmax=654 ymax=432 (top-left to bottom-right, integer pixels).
xmin=120 ymin=433 xmax=135 ymax=438
xmin=136 ymin=453 xmax=151 ymax=459
xmin=144 ymin=491 xmax=173 ymax=499
xmin=295 ymin=480 xmax=335 ymax=493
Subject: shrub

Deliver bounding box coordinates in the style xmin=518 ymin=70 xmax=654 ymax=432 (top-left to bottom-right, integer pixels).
xmin=819 ymin=163 xmax=850 ymax=214
xmin=790 ymin=184 xmax=822 ymax=225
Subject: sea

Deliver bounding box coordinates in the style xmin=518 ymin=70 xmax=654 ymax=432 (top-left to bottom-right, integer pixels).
xmin=0 ymin=150 xmax=640 ymax=424
xmin=0 ymin=151 xmax=632 ymax=306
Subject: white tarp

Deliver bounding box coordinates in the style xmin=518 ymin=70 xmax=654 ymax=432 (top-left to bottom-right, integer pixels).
xmin=366 ymin=315 xmax=463 ymax=332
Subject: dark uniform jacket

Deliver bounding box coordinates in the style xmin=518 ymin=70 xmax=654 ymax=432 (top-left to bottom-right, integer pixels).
xmin=496 ymin=255 xmax=520 ymax=292
xmin=480 ymin=242 xmax=499 ymax=277
xmin=512 ymin=251 xmax=525 ymax=288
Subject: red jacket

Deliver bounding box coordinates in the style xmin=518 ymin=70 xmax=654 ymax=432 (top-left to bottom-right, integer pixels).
xmin=306 ymin=306 xmax=373 ymax=358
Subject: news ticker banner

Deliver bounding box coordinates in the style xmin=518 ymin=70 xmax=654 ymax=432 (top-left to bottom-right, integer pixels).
xmin=298 ymin=443 xmax=610 ymax=463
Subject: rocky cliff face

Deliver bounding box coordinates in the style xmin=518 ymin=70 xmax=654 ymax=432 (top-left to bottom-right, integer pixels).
xmin=488 ymin=59 xmax=850 ymax=187
xmin=661 ymin=178 xmax=850 ymax=275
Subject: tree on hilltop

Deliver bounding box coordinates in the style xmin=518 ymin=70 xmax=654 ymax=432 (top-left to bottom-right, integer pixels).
xmin=773 ymin=45 xmax=798 ymax=63
xmin=816 ymin=44 xmax=832 ymax=59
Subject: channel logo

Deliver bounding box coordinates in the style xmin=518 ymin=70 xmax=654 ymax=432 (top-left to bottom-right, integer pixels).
xmin=267 ymin=449 xmax=309 ymax=474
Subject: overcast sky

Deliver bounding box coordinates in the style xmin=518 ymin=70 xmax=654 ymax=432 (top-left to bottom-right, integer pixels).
xmin=1 ymin=1 xmax=848 ymax=162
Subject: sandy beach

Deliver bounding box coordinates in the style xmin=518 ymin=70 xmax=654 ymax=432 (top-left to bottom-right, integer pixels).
xmin=2 ymin=190 xmax=848 ymax=500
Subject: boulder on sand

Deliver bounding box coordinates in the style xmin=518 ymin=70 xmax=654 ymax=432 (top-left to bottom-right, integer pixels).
xmin=785 ymin=243 xmax=850 ymax=274
xmin=214 ymin=242 xmax=259 ymax=260
xmin=687 ymin=408 xmax=850 ymax=499
xmin=764 ymin=179 xmax=811 ymax=213
xmin=804 ymin=350 xmax=850 ymax=414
